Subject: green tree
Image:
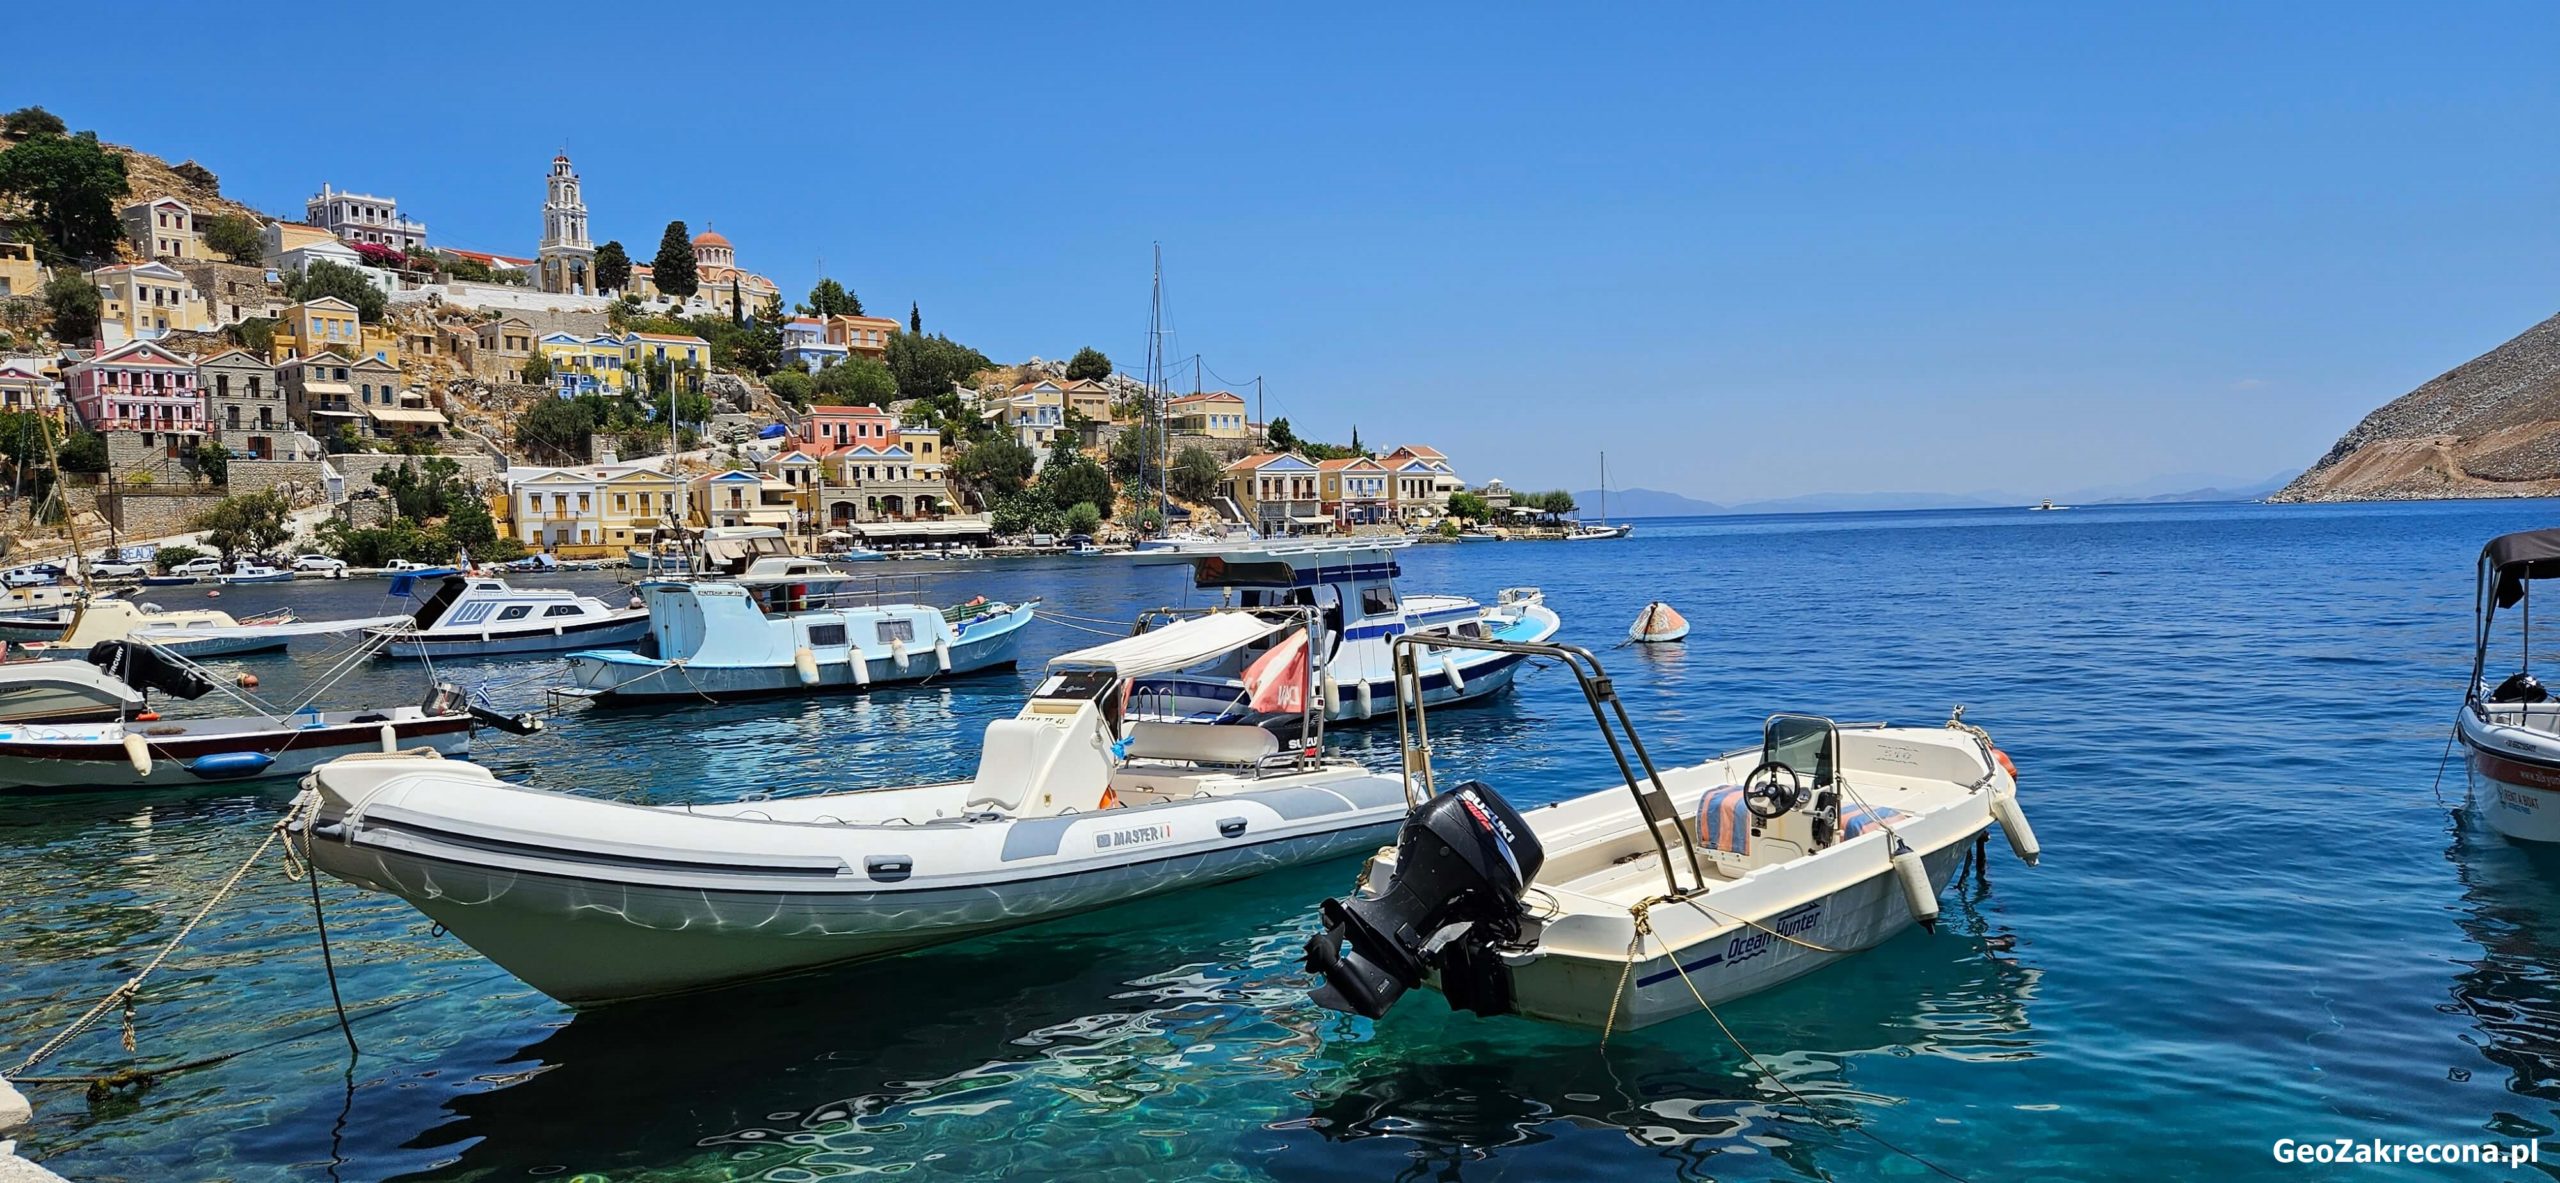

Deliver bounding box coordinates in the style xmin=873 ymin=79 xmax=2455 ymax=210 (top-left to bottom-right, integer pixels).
xmin=1446 ymin=491 xmax=1491 ymax=522
xmin=201 ymin=214 xmax=262 ymax=263
xmin=1065 ymin=347 xmax=1111 ymax=382
xmin=730 ymin=295 xmax=787 ymax=375
xmin=1040 ymin=454 xmax=1114 ymax=518
xmin=1064 ymin=501 xmax=1102 ymax=536
xmin=908 ymin=302 xmax=920 ymax=334
xmin=813 ymin=356 xmax=897 ymax=406
xmin=957 ymin=436 xmax=1036 ymax=498
xmin=372 ymin=456 xmax=467 ymax=519
xmin=594 ymin=240 xmax=631 ymax=292
xmin=230 ymin=316 xmax=277 ymax=356
xmin=286 ymin=259 xmax=387 ymax=322
xmin=1171 ymin=445 xmax=1223 ymax=503
xmin=766 ymin=367 xmax=815 ymax=408
xmin=191 ymin=439 xmax=230 ymax=486
xmin=802 ymin=278 xmax=861 ymax=317
xmin=884 ymin=332 xmax=992 ymax=399
xmin=2 ymin=107 xmax=66 ymax=138
xmin=516 ymin=396 xmax=593 ymax=463
xmin=189 ymin=490 xmax=293 ymax=560
xmin=1108 ymin=421 xmax=1164 ymax=484
xmin=651 ymin=221 xmax=698 ymax=298
xmin=0 ymin=129 xmax=128 ymax=262
xmin=1266 ymin=417 xmax=1299 ymax=453
xmin=152 ymin=545 xmax=206 ymax=574
xmin=519 ymin=350 xmax=553 ymax=386
xmin=57 ymin=425 xmax=106 ymax=472
xmin=43 ymin=271 xmax=99 ymax=342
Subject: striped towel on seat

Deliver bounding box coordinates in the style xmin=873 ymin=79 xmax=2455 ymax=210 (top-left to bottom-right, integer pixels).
xmin=1838 ymin=802 xmax=1908 ymax=839
xmin=1696 ymin=785 xmax=1752 ymax=854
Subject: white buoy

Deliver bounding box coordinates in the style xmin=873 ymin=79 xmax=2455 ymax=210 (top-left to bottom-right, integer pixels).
xmin=1355 ymin=677 xmax=1373 ymax=719
xmin=122 ymin=733 xmax=151 ymax=777
xmin=794 ymin=646 xmax=821 ymax=686
xmin=891 ymin=637 xmax=910 ymax=671
xmin=1442 ymin=655 xmax=1466 ymax=696
xmin=850 ymin=649 xmax=871 ymax=685
xmin=1992 ymin=793 xmax=2041 ymax=866
xmin=379 ymin=723 xmax=399 ymax=753
xmin=1891 ymin=838 xmax=1938 ymax=932
xmin=933 ymin=637 xmax=951 ymax=672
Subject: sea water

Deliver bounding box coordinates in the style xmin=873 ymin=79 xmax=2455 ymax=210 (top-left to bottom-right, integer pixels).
xmin=4 ymin=500 xmax=2556 ymax=1181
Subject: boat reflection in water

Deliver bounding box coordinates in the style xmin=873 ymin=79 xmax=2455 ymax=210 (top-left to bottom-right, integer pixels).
xmin=2447 ymin=817 xmax=2560 ymax=1119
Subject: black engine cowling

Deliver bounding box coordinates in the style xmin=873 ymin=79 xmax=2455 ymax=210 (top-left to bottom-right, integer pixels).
xmin=1304 ymin=780 xmax=1544 ymax=1020
xmin=87 ymin=640 xmax=214 ymax=701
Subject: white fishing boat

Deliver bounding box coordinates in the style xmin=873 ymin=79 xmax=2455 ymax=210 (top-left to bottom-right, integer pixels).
xmin=0 ymin=659 xmax=148 ymax=723
xmin=218 ymin=561 xmax=294 ymax=584
xmin=0 ymin=585 xmax=138 ymax=643
xmin=373 ymin=572 xmax=649 ymax=660
xmin=126 ymin=611 xmax=416 ymax=658
xmin=2458 ymin=529 xmax=2560 ymax=842
xmin=298 ymin=611 xmax=1407 ymax=1004
xmin=626 ymin=533 xmax=694 ymax=574
xmin=1628 ymin=601 xmax=1689 ymax=643
xmin=1127 ymin=538 xmax=1560 ymax=725
xmin=0 ymin=682 xmax=517 ymax=792
xmin=1305 ymin=636 xmax=2040 ymax=1031
xmin=556 ymin=559 xmax=1036 ymax=703
xmin=21 ymin=599 xmax=306 ymax=659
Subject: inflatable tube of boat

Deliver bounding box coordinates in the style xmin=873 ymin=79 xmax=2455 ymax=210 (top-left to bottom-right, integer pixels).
xmin=188 ymin=750 xmax=276 ymax=780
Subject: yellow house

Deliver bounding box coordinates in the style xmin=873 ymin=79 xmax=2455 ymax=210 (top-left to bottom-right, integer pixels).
xmin=271 ymin=296 xmax=364 ymax=361
xmin=536 ymin=332 xmax=626 ymax=394
xmin=622 ymin=332 xmax=712 ymax=382
xmin=897 ymin=424 xmax=946 ymax=481
xmin=88 ymin=262 xmax=213 ymax=346
xmin=599 ymin=466 xmax=686 ymax=549
xmin=0 ymin=241 xmax=45 ymax=299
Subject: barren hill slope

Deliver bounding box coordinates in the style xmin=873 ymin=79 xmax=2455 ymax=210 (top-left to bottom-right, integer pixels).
xmin=2273 ymin=311 xmax=2560 ymax=502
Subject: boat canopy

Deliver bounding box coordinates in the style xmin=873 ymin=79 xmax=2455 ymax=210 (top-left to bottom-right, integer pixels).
xmin=2486 ymin=529 xmax=2560 ymax=608
xmin=134 ymin=613 xmax=414 ymax=641
xmin=1047 ymin=613 xmax=1287 ymax=680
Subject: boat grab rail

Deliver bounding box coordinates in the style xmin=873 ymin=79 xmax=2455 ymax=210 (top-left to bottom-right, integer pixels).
xmin=1389 ymin=634 xmax=1709 ymax=899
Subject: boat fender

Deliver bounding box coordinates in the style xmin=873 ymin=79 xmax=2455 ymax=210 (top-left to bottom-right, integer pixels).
xmin=1991 ymin=792 xmax=2040 ymax=866
xmin=1891 ymin=838 xmax=1938 ymax=932
xmin=380 ymin=723 xmax=399 ymax=753
xmin=794 ymin=645 xmax=821 ymax=686
xmin=850 ymin=649 xmax=871 ymax=685
xmin=187 ymin=750 xmax=275 ymax=780
xmin=1355 ymin=678 xmax=1372 ymax=720
xmin=1322 ymin=670 xmax=1340 ymax=711
xmin=1442 ymin=655 xmax=1466 ymax=697
xmin=891 ymin=637 xmax=910 ymax=671
xmin=134 ymin=710 xmax=159 ymax=722
xmin=933 ymin=637 xmax=951 ymax=672
xmin=121 ymin=733 xmax=152 ymax=777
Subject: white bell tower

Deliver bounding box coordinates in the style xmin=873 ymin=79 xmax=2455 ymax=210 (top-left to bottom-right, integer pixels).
xmin=537 ymin=152 xmax=596 ymax=295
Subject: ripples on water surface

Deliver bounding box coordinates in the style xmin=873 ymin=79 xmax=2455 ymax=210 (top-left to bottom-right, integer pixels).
xmin=7 ymin=501 xmax=2560 ymax=1180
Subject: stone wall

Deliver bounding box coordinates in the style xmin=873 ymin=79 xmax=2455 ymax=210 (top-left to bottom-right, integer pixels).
xmin=227 ymin=459 xmax=327 ymax=501
xmin=94 ymin=489 xmax=227 ymax=539
xmin=332 ymin=452 xmax=501 ymax=496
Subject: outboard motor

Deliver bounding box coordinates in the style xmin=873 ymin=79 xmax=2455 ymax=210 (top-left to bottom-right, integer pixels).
xmin=87 ymin=640 xmax=214 ymax=701
xmin=1304 ymin=780 xmax=1544 ymax=1020
xmin=422 ymin=680 xmax=547 ymax=736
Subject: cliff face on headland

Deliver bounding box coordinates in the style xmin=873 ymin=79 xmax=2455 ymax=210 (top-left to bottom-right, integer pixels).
xmin=2273 ymin=312 xmax=2560 ymax=502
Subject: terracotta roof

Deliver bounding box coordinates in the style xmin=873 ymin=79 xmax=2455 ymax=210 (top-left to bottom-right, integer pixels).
xmin=1169 ymin=390 xmax=1242 ymax=406
xmin=1223 ymin=452 xmax=1301 ymax=471
xmin=1315 ymin=456 xmax=1384 ymax=471
xmin=693 ymin=229 xmax=731 ymax=248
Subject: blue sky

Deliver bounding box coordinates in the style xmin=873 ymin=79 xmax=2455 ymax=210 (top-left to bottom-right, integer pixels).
xmin=18 ymin=3 xmax=2558 ymax=501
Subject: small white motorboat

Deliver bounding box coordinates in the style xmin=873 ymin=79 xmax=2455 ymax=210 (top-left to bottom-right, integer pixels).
xmin=374 ymin=573 xmax=649 ymax=660
xmin=24 ymin=599 xmax=303 ymax=659
xmin=1628 ymin=601 xmax=1689 ymax=643
xmin=299 ymin=611 xmax=1408 ymax=1004
xmin=557 ymin=558 xmax=1035 ymax=703
xmin=218 ymin=561 xmax=294 ymax=584
xmin=2458 ymin=529 xmax=2560 ymax=842
xmin=1127 ymin=538 xmax=1560 ymax=725
xmin=1305 ymin=636 xmax=2040 ymax=1031
xmin=0 ymin=659 xmax=147 ymax=723
xmin=0 ymin=585 xmax=138 ymax=643
xmin=0 ymin=681 xmax=529 ymax=792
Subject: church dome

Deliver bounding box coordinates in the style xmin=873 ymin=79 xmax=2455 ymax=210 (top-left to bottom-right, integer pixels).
xmin=692 ymin=228 xmax=731 ymax=248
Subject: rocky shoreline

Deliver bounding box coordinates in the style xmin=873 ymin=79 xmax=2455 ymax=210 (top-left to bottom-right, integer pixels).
xmin=2272 ymin=310 xmax=2560 ymax=503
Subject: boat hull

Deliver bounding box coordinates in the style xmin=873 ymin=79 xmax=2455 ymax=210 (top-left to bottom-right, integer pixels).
xmin=0 ymin=715 xmax=473 ymax=791
xmin=1497 ymin=839 xmax=1976 ymax=1029
xmin=562 ymin=619 xmax=1026 ymax=702
xmin=2460 ymin=708 xmax=2560 ymax=842
xmin=377 ymin=613 xmax=652 ymax=660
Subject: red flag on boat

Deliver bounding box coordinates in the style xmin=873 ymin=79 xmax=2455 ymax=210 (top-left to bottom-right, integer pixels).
xmin=1242 ymin=631 xmax=1310 ymax=714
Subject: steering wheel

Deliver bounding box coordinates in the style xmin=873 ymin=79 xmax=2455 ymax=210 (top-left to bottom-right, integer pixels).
xmin=1742 ymin=760 xmax=1804 ymax=820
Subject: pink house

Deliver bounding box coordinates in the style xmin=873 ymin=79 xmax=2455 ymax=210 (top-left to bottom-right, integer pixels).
xmin=67 ymin=339 xmax=202 ymax=436
xmin=803 ymin=403 xmax=897 ymax=456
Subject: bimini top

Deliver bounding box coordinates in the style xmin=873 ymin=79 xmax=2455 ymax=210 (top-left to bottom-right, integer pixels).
xmin=1176 ymin=538 xmax=1412 ymax=589
xmin=2485 ymin=529 xmax=2560 ymax=607
xmin=1047 ymin=613 xmax=1287 ymax=679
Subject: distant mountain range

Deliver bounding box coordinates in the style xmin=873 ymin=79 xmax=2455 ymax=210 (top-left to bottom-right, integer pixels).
xmin=1573 ymin=472 xmax=2296 ymax=519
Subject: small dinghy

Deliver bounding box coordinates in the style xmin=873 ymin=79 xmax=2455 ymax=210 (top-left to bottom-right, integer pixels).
xmin=1304 ymin=636 xmax=2040 ymax=1032
xmin=2457 ymin=529 xmax=2560 ymax=842
xmin=1628 ymin=601 xmax=1689 ymax=643
xmin=299 ymin=611 xmax=1408 ymax=1004
xmin=0 ymin=680 xmax=533 ymax=792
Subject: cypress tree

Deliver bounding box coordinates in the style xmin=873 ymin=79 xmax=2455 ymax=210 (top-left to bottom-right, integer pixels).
xmin=909 ymin=302 xmax=920 ymax=334
xmin=651 ymin=221 xmax=697 ymax=298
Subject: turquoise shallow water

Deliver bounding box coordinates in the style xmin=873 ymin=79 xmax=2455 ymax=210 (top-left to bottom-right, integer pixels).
xmin=6 ymin=500 xmax=2559 ymax=1180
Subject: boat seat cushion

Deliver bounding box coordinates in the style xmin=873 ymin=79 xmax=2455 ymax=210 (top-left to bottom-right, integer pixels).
xmin=1839 ymin=802 xmax=1907 ymax=839
xmin=1696 ymin=785 xmax=1751 ymax=854
xmin=1121 ymin=721 xmax=1278 ymax=767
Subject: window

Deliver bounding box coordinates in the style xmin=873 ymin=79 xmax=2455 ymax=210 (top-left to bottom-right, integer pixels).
xmin=875 ymin=619 xmax=916 ymax=645
xmin=543 ymin=605 xmax=583 ymax=618
xmin=807 ymin=623 xmax=847 ymax=647
xmin=496 ymin=606 xmax=533 ymax=622
xmin=1361 ymin=586 xmax=1399 ymax=617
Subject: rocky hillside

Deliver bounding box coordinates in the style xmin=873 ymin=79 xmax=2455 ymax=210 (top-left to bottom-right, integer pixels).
xmin=2273 ymin=311 xmax=2560 ymax=502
